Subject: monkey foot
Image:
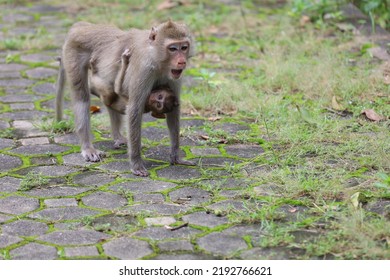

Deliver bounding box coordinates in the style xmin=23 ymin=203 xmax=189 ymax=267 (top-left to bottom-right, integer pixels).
xmin=113 ymin=138 xmax=127 ymax=149
xmin=170 ymin=157 xmax=196 ymax=166
xmin=81 ymin=148 xmax=105 ymax=162
xmin=131 ymin=168 xmax=149 ymax=177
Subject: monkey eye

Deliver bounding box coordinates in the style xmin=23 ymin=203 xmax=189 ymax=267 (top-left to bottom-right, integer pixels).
xmin=181 ymin=45 xmax=189 ymax=51
xmin=168 ymin=45 xmax=179 ymax=52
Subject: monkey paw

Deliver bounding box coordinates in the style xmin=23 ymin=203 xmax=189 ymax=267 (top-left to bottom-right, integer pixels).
xmin=170 ymin=156 xmax=196 ymax=166
xmin=121 ymin=49 xmax=131 ymax=62
xmin=81 ymin=148 xmax=105 ymax=162
xmin=131 ymin=161 xmax=149 ymax=177
xmin=113 ymin=138 xmax=127 ymax=149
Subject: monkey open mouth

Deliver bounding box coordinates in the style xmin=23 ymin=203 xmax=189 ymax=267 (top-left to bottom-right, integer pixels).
xmin=171 ymin=69 xmax=183 ymax=79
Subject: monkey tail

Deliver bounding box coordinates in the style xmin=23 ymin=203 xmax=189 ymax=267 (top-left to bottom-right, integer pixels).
xmin=55 ymin=57 xmax=66 ymax=122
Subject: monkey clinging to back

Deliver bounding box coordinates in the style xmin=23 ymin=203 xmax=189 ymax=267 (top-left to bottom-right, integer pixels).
xmin=56 ymin=20 xmax=195 ymax=177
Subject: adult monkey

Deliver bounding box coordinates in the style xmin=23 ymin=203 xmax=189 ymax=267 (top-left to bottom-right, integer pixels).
xmin=56 ymin=20 xmax=195 ymax=176
xmin=89 ymin=52 xmax=179 ymax=118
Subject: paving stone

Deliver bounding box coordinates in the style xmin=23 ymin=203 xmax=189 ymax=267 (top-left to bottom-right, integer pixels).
xmin=2 ymin=13 xmax=34 ymax=23
xmin=91 ymin=214 xmax=137 ymax=232
xmin=62 ymin=153 xmax=93 ymax=167
xmin=10 ymin=243 xmax=58 ymax=260
xmin=64 ymin=246 xmax=100 ymax=257
xmin=0 ymin=138 xmax=15 ymax=150
xmin=20 ymin=53 xmax=55 ymax=63
xmin=20 ymin=137 xmax=50 ymax=145
xmin=10 ymin=103 xmax=35 ymax=110
xmin=142 ymin=127 xmax=169 ymax=142
xmin=291 ymin=230 xmax=321 ymax=243
xmin=182 ymin=212 xmax=229 ymax=228
xmin=0 ymin=154 xmax=22 ymax=172
xmin=214 ymin=123 xmax=249 ymax=134
xmin=38 ymin=230 xmax=110 ymax=245
xmin=103 ymin=237 xmax=153 ymax=259
xmin=169 ymin=187 xmax=211 ymax=205
xmin=133 ymin=193 xmax=165 ymax=203
xmin=12 ymin=144 xmax=69 ymax=155
xmin=0 ymin=234 xmax=22 ymax=248
xmin=109 ymin=180 xmax=177 ymax=193
xmin=8 ymin=27 xmax=36 ymax=36
xmin=181 ymin=119 xmax=205 ymax=128
xmin=29 ymin=4 xmax=65 ymax=13
xmin=0 ymin=63 xmax=27 ymax=72
xmin=275 ymin=205 xmax=308 ymax=222
xmin=197 ymin=157 xmax=242 ymax=167
xmin=0 ymin=214 xmax=13 ymax=223
xmin=82 ymin=192 xmax=127 ymax=210
xmin=17 ymin=165 xmax=77 ymax=177
xmin=29 ymin=207 xmax=100 ymax=221
xmin=240 ymin=247 xmax=305 ymax=260
xmin=124 ymin=203 xmax=189 ymax=216
xmin=73 ymin=171 xmax=116 ymax=187
xmin=219 ymin=190 xmax=241 ymax=198
xmin=253 ymin=183 xmax=283 ymax=196
xmin=207 ymin=200 xmax=248 ymax=212
xmin=133 ymin=226 xmax=201 ymax=240
xmin=25 ymin=185 xmax=91 ymax=197
xmin=30 ymin=156 xmax=58 ymax=166
xmin=145 ymin=217 xmax=176 ymax=226
xmin=152 ymin=253 xmax=216 ymax=260
xmin=0 ymin=120 xmax=10 ymax=130
xmin=2 ymin=220 xmax=49 ymax=236
xmin=191 ymin=147 xmax=221 ymax=156
xmin=225 ymin=144 xmax=265 ymax=158
xmin=25 ymin=67 xmax=57 ymax=79
xmin=32 ymin=82 xmax=56 ymax=95
xmin=157 ymin=165 xmax=202 ymax=180
xmin=365 ymin=200 xmax=390 ymax=218
xmin=0 ymin=196 xmax=39 ymax=215
xmin=145 ymin=145 xmax=186 ymax=162
xmin=98 ymin=161 xmax=131 ymax=172
xmin=197 ymin=232 xmax=247 ymax=256
xmin=0 ymin=78 xmax=35 ymax=88
xmin=223 ymin=225 xmax=264 ymax=245
xmin=158 ymin=240 xmax=194 ymax=252
xmin=201 ymin=178 xmax=253 ymax=189
xmin=0 ymin=71 xmax=21 ymax=78
xmin=1 ymin=110 xmax=49 ymax=122
xmin=54 ymin=133 xmax=79 ymax=145
xmin=45 ymin=198 xmax=78 ymax=207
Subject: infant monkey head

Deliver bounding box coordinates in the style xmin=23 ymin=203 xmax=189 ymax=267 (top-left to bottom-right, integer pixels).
xmin=145 ymin=87 xmax=179 ymax=119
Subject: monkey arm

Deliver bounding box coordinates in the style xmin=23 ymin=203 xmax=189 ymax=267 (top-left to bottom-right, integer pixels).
xmin=114 ymin=49 xmax=131 ymax=95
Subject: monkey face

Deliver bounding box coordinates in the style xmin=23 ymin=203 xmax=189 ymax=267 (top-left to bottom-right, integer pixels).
xmin=148 ymin=89 xmax=179 ymax=114
xmin=167 ymin=41 xmax=190 ymax=80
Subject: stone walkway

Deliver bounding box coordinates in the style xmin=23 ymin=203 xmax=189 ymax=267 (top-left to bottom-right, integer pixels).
xmin=0 ymin=2 xmax=389 ymax=260
xmin=0 ymin=2 xmax=279 ymax=260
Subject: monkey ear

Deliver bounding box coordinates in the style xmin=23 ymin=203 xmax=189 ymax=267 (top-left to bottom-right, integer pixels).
xmin=149 ymin=27 xmax=157 ymax=41
xmin=167 ymin=19 xmax=174 ymax=28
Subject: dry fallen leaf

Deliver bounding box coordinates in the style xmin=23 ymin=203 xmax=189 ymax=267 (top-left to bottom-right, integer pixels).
xmin=90 ymin=105 xmax=101 ymax=114
xmin=157 ymin=0 xmax=180 ymax=10
xmin=208 ymin=116 xmax=222 ymax=122
xmin=361 ymin=109 xmax=386 ymax=122
xmin=331 ymin=96 xmax=345 ymax=111
xmin=200 ymin=135 xmax=210 ymax=140
xmin=299 ymin=15 xmax=311 ymax=27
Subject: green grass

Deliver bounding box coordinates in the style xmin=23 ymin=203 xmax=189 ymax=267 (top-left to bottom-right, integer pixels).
xmin=5 ymin=0 xmax=388 ymax=259
xmin=19 ymin=171 xmax=49 ymax=191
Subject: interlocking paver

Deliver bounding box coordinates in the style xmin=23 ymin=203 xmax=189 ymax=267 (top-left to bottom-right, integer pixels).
xmin=0 ymin=0 xmax=388 ymax=261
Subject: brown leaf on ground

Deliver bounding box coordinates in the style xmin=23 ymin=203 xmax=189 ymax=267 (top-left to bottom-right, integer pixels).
xmin=208 ymin=116 xmax=222 ymax=122
xmin=199 ymin=135 xmax=209 ymax=140
xmin=331 ymin=96 xmax=345 ymax=111
xmin=90 ymin=105 xmax=101 ymax=114
xmin=299 ymin=15 xmax=311 ymax=27
xmin=361 ymin=109 xmax=386 ymax=122
xmin=157 ymin=0 xmax=184 ymax=10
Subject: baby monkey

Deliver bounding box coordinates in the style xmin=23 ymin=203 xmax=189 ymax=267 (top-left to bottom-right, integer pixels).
xmin=89 ymin=49 xmax=179 ymax=118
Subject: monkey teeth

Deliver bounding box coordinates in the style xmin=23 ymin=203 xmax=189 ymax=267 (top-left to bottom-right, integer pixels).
xmin=171 ymin=69 xmax=183 ymax=79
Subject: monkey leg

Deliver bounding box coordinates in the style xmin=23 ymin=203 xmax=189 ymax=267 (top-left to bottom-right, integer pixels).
xmin=107 ymin=107 xmax=127 ymax=148
xmin=166 ymin=108 xmax=195 ymax=166
xmin=65 ymin=52 xmax=105 ymax=162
